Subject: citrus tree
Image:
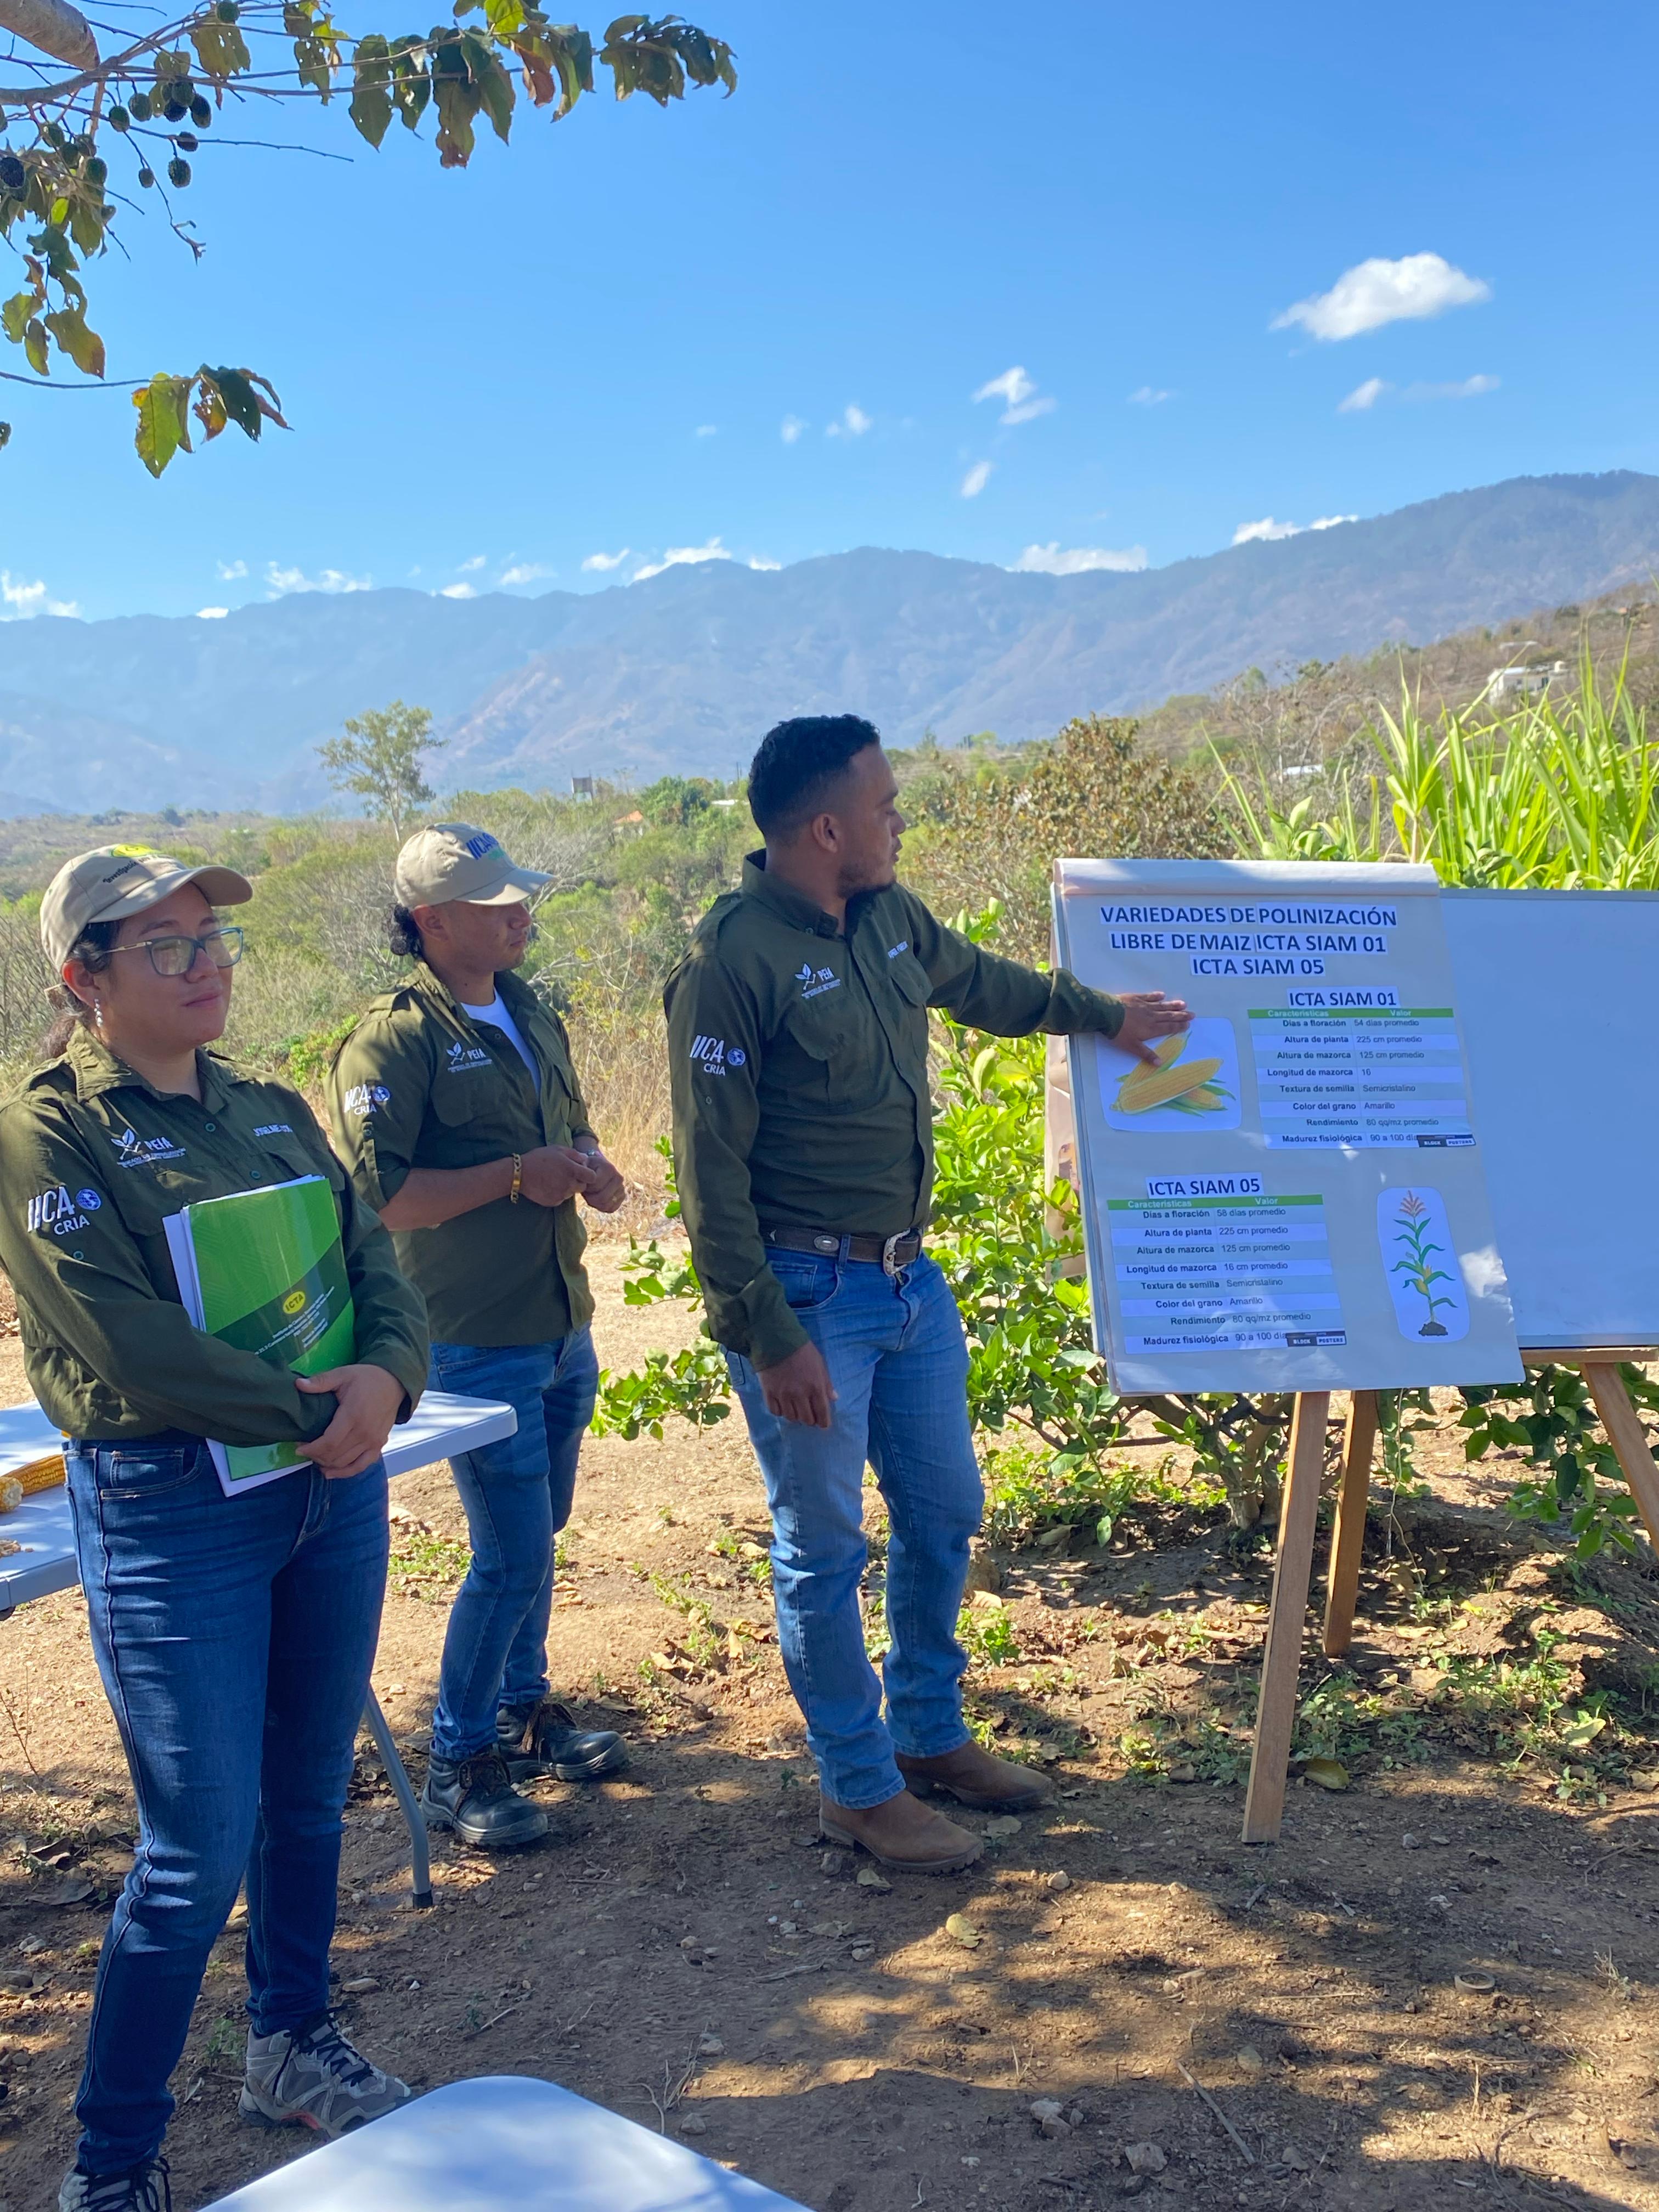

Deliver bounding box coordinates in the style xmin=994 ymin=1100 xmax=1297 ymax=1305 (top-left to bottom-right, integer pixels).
xmin=0 ymin=4 xmax=733 ymax=469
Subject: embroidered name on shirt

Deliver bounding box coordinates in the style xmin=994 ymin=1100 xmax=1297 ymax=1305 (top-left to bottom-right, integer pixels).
xmin=887 ymin=940 xmax=910 ymax=959
xmin=253 ymin=1121 xmax=295 ymax=1137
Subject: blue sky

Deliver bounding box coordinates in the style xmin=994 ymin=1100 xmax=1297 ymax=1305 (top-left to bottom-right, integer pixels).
xmin=3 ymin=0 xmax=1656 ymax=623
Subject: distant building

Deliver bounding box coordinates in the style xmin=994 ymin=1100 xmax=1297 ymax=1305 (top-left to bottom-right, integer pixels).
xmin=571 ymin=776 xmax=594 ymax=798
xmin=1488 ymin=661 xmax=1567 ymax=703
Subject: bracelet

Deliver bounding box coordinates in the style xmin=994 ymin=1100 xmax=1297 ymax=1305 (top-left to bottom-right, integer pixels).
xmin=509 ymin=1153 xmax=523 ymax=1204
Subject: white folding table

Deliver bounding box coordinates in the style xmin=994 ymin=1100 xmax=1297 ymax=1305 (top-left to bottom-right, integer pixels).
xmin=200 ymin=2075 xmax=809 ymax=2211
xmin=0 ymin=1391 xmax=517 ymax=1908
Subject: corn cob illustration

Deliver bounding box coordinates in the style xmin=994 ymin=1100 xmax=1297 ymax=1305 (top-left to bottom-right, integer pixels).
xmin=1115 ymin=1056 xmax=1223 ymax=1111
xmin=1114 ymin=1027 xmax=1233 ymax=1117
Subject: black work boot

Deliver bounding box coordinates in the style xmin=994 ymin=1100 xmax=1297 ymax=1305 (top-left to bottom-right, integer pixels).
xmin=420 ymin=1746 xmax=549 ymax=1849
xmin=497 ymin=1697 xmax=628 ymax=1783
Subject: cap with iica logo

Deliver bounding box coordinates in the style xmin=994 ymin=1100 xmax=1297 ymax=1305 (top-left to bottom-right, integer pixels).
xmin=394 ymin=823 xmax=551 ymax=910
xmin=39 ymin=846 xmax=253 ymax=972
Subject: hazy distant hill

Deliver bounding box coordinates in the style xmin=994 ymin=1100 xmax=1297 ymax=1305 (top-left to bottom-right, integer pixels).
xmin=2 ymin=469 xmax=1657 ymax=814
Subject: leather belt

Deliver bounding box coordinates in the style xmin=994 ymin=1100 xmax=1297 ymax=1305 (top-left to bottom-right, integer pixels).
xmin=762 ymin=1225 xmax=923 ymax=1276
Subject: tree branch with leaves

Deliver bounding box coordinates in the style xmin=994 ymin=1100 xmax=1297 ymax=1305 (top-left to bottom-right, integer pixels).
xmin=0 ymin=5 xmax=734 ymax=467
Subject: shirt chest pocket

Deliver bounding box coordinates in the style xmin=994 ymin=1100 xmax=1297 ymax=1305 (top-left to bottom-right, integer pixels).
xmin=429 ymin=1064 xmax=542 ymax=1156
xmin=882 ymin=952 xmax=934 ymax=1069
xmin=777 ymin=994 xmax=888 ymax=1114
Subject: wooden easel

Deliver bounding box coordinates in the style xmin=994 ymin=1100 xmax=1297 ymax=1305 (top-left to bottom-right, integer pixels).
xmin=1239 ymin=1350 xmax=1659 ymax=1842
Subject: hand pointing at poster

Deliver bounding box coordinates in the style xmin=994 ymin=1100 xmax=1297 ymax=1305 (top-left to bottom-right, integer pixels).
xmin=1114 ymin=991 xmax=1194 ymax=1064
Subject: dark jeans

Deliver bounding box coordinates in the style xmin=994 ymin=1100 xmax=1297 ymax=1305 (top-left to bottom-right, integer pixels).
xmin=64 ymin=1438 xmax=388 ymax=2174
xmin=426 ymin=1331 xmax=600 ymax=1762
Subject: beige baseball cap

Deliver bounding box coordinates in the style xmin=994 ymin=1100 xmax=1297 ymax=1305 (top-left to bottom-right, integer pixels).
xmin=394 ymin=822 xmax=550 ymax=910
xmin=40 ymin=845 xmax=253 ymax=971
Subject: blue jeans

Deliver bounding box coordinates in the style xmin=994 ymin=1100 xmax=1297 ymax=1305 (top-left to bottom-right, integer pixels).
xmin=727 ymin=1252 xmax=983 ymax=1809
xmin=426 ymin=1331 xmax=600 ymax=1762
xmin=63 ymin=1438 xmax=388 ymax=2175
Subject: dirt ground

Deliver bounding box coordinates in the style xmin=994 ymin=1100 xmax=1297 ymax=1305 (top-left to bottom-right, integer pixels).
xmin=3 ymin=1256 xmax=1659 ymax=2212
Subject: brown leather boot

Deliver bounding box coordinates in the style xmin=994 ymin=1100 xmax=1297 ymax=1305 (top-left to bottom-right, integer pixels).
xmin=895 ymin=1740 xmax=1056 ymax=1811
xmin=819 ymin=1788 xmax=984 ymax=1873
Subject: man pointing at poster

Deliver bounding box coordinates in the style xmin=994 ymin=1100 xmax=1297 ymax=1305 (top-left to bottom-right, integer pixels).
xmin=665 ymin=715 xmax=1189 ymax=1873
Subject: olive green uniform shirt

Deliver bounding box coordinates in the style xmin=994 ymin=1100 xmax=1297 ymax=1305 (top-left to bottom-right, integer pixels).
xmin=0 ymin=1028 xmax=428 ymax=1444
xmin=326 ymin=963 xmax=596 ymax=1349
xmin=663 ymin=854 xmax=1126 ymax=1370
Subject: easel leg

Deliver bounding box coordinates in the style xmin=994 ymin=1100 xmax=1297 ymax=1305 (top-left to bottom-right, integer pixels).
xmin=1323 ymin=1391 xmax=1378 ymax=1659
xmin=1582 ymin=1364 xmax=1659 ymax=1553
xmin=1242 ymin=1390 xmax=1330 ymax=1845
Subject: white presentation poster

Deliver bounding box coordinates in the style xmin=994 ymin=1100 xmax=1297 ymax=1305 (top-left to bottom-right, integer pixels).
xmin=1054 ymin=859 xmax=1523 ymax=1395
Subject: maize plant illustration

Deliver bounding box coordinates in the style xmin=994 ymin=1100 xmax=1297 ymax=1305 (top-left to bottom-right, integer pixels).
xmin=1113 ymin=1030 xmax=1232 ymax=1116
xmin=1389 ymin=1190 xmax=1455 ymax=1336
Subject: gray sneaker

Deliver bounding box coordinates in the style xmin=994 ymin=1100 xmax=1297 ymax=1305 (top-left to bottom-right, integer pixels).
xmin=58 ymin=2163 xmax=171 ymax=2212
xmin=240 ymin=2013 xmax=411 ymax=2136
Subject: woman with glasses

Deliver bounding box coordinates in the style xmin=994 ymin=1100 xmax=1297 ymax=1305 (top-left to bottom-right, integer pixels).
xmin=0 ymin=848 xmax=428 ymax=2212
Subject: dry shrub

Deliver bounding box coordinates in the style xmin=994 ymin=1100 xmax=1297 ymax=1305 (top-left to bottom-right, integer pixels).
xmin=906 ymin=714 xmax=1228 ymax=961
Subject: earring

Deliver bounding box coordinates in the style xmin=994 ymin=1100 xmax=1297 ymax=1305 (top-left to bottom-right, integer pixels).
xmin=92 ymin=1000 xmax=104 ymax=1029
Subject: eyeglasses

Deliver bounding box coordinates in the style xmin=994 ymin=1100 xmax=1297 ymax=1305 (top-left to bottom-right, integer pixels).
xmin=110 ymin=926 xmax=245 ymax=979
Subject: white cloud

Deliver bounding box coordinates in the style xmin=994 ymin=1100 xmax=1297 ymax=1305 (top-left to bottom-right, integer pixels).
xmin=581 ymin=548 xmax=630 ymax=572
xmin=1339 ymin=376 xmax=1389 ymax=413
xmin=196 ymin=607 xmax=229 ymax=620
xmin=748 ymin=555 xmax=782 ymax=572
xmin=1232 ymin=517 xmax=1302 ymax=545
xmin=1406 ymin=372 xmax=1499 ymax=402
xmin=1340 ymin=371 xmax=1498 ymax=414
xmin=826 ymin=404 xmax=872 ymax=438
xmin=695 ymin=424 xmax=718 ymax=438
xmin=264 ymin=563 xmax=371 ymax=595
xmin=1233 ymin=514 xmax=1357 ymax=546
xmin=1 ymin=571 xmax=80 ymax=618
xmin=631 ymin=537 xmax=735 ymax=583
xmin=1273 ymin=252 xmax=1491 ymax=341
xmin=499 ymin=562 xmax=551 ymax=586
xmin=1012 ymin=542 xmax=1147 ymax=575
xmin=1128 ymin=386 xmax=1171 ymax=406
xmin=458 ymin=554 xmax=486 ymax=573
xmin=780 ymin=415 xmax=806 ymax=444
xmin=216 ymin=558 xmax=247 ymax=582
xmin=973 ymin=365 xmax=1056 ymax=426
xmin=960 ymin=460 xmax=994 ymax=499
xmin=439 ymin=582 xmax=476 ymax=599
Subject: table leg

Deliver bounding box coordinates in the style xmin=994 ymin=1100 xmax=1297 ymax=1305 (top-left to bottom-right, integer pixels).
xmin=1582 ymin=1363 xmax=1659 ymax=1554
xmin=362 ymin=1689 xmax=433 ymax=1910
xmin=1242 ymin=1390 xmax=1330 ymax=1846
xmin=1323 ymin=1391 xmax=1378 ymax=1659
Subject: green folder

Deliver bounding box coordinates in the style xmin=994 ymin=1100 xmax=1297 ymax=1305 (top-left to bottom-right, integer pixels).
xmin=163 ymin=1175 xmax=357 ymax=1495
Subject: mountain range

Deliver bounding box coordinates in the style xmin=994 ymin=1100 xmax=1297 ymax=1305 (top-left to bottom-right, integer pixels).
xmin=3 ymin=469 xmax=1658 ymax=815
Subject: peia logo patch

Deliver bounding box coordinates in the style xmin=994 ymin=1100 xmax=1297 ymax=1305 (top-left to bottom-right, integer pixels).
xmin=109 ymin=1125 xmax=185 ymax=1168
xmin=797 ymin=963 xmax=843 ymax=1001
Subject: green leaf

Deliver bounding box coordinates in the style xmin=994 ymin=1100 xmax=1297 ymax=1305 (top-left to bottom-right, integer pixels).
xmin=190 ymin=18 xmax=252 ymax=77
xmin=1 ymin=289 xmax=35 ymax=345
xmin=132 ymin=371 xmax=195 ymax=476
xmin=0 ymin=422 xmax=11 ymax=452
xmin=23 ymin=317 xmax=48 ymax=375
xmin=43 ymin=302 xmax=104 ymax=377
xmin=350 ymin=32 xmax=394 ymax=145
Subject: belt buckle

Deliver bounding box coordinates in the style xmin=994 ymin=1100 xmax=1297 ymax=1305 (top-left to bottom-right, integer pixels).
xmin=881 ymin=1232 xmax=907 ymax=1278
